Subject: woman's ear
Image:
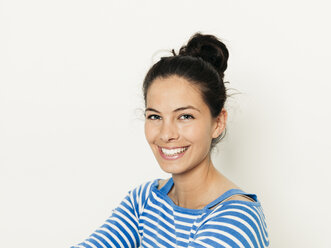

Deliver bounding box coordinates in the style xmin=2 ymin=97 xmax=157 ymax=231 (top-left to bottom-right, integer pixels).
xmin=212 ymin=108 xmax=227 ymax=139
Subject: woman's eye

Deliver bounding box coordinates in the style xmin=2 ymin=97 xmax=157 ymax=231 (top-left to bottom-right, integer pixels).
xmin=147 ymin=114 xmax=161 ymax=120
xmin=179 ymin=114 xmax=194 ymax=120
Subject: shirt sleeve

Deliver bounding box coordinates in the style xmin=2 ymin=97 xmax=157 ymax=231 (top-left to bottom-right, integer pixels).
xmin=188 ymin=202 xmax=270 ymax=248
xmin=70 ymin=180 xmax=155 ymax=248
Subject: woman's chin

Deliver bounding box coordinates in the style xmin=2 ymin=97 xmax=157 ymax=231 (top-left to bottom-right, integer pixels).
xmin=157 ymin=162 xmax=185 ymax=175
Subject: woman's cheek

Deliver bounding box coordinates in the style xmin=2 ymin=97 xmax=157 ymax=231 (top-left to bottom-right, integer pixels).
xmin=178 ymin=123 xmax=198 ymax=141
xmin=150 ymin=125 xmax=163 ymax=144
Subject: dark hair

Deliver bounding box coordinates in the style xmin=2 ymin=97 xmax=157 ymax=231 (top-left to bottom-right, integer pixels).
xmin=142 ymin=32 xmax=229 ymax=148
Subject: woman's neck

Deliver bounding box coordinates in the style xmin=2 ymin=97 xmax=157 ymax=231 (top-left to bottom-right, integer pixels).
xmin=169 ymin=155 xmax=225 ymax=209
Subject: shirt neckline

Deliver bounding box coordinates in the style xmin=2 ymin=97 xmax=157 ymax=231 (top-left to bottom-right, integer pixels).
xmin=154 ymin=177 xmax=258 ymax=213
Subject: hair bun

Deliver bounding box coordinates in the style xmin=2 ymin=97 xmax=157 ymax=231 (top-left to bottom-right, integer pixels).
xmin=178 ymin=33 xmax=229 ymax=79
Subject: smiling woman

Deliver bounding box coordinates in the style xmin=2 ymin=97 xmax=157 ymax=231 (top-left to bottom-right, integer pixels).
xmin=144 ymin=76 xmax=225 ymax=177
xmin=71 ymin=33 xmax=270 ymax=248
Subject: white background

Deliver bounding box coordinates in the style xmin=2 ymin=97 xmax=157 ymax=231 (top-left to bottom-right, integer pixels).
xmin=1 ymin=0 xmax=330 ymax=247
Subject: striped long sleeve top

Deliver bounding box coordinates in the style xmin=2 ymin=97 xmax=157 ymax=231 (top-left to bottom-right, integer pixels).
xmin=71 ymin=177 xmax=269 ymax=248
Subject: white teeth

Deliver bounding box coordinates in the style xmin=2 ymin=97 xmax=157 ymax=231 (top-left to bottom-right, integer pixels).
xmin=161 ymin=147 xmax=188 ymax=156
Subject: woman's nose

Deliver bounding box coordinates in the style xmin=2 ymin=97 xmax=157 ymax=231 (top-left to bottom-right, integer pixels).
xmin=159 ymin=120 xmax=179 ymax=142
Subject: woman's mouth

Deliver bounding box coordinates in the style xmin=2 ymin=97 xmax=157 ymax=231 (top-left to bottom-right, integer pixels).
xmin=158 ymin=146 xmax=190 ymax=160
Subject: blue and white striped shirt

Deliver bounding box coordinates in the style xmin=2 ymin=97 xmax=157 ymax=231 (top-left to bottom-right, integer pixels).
xmin=71 ymin=177 xmax=269 ymax=247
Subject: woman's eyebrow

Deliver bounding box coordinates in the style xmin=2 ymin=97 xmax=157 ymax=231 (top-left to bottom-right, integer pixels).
xmin=174 ymin=106 xmax=200 ymax=112
xmin=145 ymin=106 xmax=200 ymax=113
xmin=145 ymin=108 xmax=160 ymax=113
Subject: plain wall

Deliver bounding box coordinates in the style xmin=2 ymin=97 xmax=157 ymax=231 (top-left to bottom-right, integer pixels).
xmin=1 ymin=0 xmax=330 ymax=247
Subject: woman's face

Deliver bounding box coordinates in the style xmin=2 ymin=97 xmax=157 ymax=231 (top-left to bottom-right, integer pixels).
xmin=144 ymin=75 xmax=227 ymax=176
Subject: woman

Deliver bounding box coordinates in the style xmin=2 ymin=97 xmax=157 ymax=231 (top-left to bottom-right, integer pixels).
xmin=71 ymin=33 xmax=269 ymax=248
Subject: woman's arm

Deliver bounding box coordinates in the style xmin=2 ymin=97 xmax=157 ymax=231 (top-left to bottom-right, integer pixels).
xmin=70 ymin=180 xmax=154 ymax=248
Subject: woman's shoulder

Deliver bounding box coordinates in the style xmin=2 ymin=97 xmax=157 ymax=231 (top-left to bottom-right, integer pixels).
xmin=209 ymin=187 xmax=261 ymax=210
xmin=211 ymin=174 xmax=259 ymax=206
xmin=199 ymin=190 xmax=269 ymax=247
xmin=128 ymin=177 xmax=170 ymax=200
xmin=122 ymin=178 xmax=160 ymax=214
xmin=130 ymin=178 xmax=160 ymax=193
xmin=156 ymin=177 xmax=171 ymax=190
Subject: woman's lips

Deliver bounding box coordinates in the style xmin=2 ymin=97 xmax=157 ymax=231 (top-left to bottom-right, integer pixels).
xmin=158 ymin=146 xmax=190 ymax=160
